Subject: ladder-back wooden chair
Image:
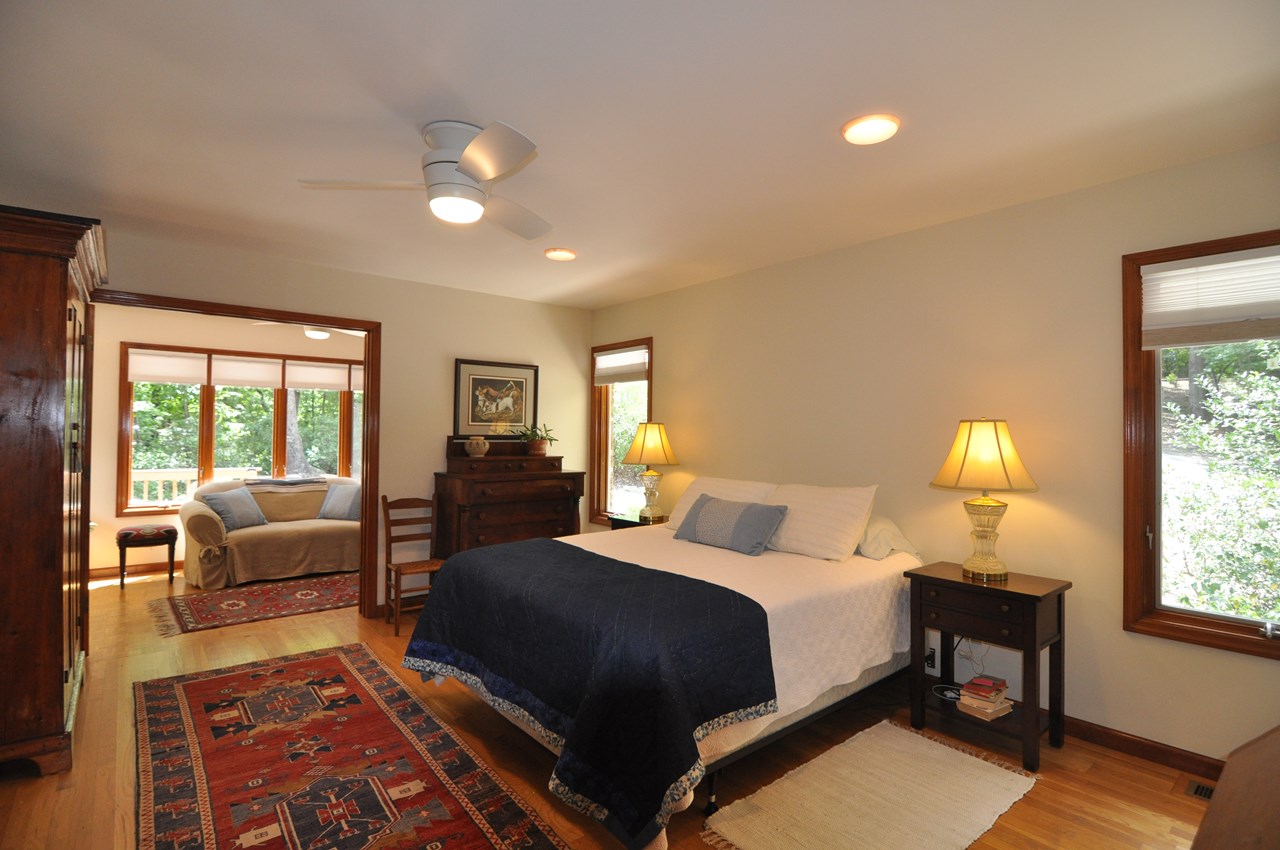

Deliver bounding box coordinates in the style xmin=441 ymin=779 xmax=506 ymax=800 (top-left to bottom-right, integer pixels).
xmin=381 ymin=495 xmax=446 ymax=635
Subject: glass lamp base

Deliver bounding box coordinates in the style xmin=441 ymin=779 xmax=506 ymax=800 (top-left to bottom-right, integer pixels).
xmin=638 ymin=469 xmax=664 ymax=518
xmin=961 ymin=495 xmax=1010 ymax=582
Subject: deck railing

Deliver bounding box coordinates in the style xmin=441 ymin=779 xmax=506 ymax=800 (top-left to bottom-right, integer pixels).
xmin=130 ymin=467 xmax=261 ymax=504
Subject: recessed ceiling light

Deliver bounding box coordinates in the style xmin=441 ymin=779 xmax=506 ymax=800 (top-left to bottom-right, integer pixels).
xmin=544 ymin=248 xmax=577 ymax=262
xmin=303 ymin=326 xmax=331 ymax=340
xmin=841 ymin=113 xmax=901 ymax=145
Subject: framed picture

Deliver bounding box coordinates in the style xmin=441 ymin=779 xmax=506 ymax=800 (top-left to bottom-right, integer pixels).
xmin=453 ymin=359 xmax=538 ymax=437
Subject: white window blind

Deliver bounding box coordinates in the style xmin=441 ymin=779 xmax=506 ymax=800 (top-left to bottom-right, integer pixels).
xmin=211 ymin=355 xmax=283 ymax=388
xmin=350 ymin=365 xmax=364 ymax=392
xmin=1142 ymin=247 xmax=1280 ymax=348
xmin=285 ymin=360 xmax=350 ymax=391
xmin=594 ymin=346 xmax=649 ymax=385
xmin=127 ymin=350 xmax=206 ymax=384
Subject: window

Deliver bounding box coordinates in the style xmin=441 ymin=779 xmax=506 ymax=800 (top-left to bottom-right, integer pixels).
xmin=118 ymin=345 xmax=363 ymax=515
xmin=1123 ymin=229 xmax=1280 ymax=660
xmin=590 ymin=339 xmax=652 ymax=524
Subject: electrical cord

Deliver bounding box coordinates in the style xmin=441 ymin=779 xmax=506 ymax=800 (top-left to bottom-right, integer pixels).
xmin=931 ymin=684 xmax=962 ymax=701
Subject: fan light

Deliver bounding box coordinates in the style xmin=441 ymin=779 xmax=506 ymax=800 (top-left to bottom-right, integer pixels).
xmin=544 ymin=248 xmax=577 ymax=262
xmin=303 ymin=327 xmax=330 ymax=340
xmin=841 ymin=113 xmax=901 ymax=145
xmin=429 ymin=195 xmax=484 ymax=224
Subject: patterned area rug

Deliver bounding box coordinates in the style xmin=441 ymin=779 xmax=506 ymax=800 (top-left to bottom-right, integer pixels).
xmin=148 ymin=572 xmax=359 ymax=635
xmin=703 ymin=720 xmax=1036 ymax=850
xmin=135 ymin=643 xmax=568 ymax=850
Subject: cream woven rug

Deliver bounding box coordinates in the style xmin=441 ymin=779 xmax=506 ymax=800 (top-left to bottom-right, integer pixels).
xmin=703 ymin=720 xmax=1035 ymax=850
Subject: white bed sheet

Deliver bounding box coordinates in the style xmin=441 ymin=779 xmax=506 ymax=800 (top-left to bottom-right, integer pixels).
xmin=566 ymin=525 xmax=919 ymax=736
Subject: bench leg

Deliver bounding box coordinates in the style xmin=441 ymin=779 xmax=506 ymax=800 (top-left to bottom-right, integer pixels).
xmin=119 ymin=544 xmax=127 ymax=588
xmin=167 ymin=539 xmax=177 ymax=583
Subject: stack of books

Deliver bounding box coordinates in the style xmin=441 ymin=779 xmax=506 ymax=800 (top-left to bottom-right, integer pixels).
xmin=956 ymin=675 xmax=1012 ymax=720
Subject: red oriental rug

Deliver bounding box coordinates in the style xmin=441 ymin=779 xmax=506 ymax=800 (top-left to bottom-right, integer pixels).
xmin=148 ymin=572 xmax=359 ymax=636
xmin=134 ymin=643 xmax=568 ymax=850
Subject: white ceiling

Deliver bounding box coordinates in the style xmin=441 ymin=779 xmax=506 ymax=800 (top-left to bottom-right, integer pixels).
xmin=3 ymin=1 xmax=1278 ymax=310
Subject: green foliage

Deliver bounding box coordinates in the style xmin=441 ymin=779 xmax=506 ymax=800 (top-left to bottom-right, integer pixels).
xmin=131 ymin=382 xmax=200 ymax=470
xmin=1162 ymin=340 xmax=1280 ymax=620
xmin=514 ymin=423 xmax=557 ymax=443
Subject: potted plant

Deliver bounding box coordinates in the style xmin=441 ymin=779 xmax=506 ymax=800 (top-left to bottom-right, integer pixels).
xmin=515 ymin=424 xmax=557 ymax=457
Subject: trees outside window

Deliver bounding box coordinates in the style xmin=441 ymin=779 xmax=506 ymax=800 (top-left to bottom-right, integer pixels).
xmin=1123 ymin=230 xmax=1280 ymax=660
xmin=119 ymin=345 xmax=362 ymax=515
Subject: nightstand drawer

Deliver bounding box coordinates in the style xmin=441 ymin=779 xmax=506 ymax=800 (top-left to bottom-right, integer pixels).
xmin=920 ymin=584 xmax=1020 ymax=621
xmin=921 ymin=604 xmax=1023 ymax=645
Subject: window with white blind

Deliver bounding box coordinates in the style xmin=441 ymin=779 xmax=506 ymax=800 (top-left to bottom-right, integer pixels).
xmin=1123 ymin=230 xmax=1280 ymax=659
xmin=119 ymin=344 xmax=364 ymax=515
xmin=589 ymin=339 xmax=652 ymax=524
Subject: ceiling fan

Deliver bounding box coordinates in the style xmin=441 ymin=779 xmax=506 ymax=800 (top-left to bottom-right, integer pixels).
xmin=252 ymin=321 xmax=366 ymax=340
xmin=299 ymin=120 xmax=551 ymax=240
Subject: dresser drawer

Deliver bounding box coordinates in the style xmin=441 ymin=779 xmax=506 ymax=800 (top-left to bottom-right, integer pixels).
xmin=921 ymin=604 xmax=1023 ymax=646
xmin=447 ymin=456 xmax=563 ymax=474
xmin=919 ymin=583 xmax=1020 ymax=621
xmin=464 ymin=519 xmax=576 ymax=549
xmin=468 ymin=500 xmax=574 ymax=525
xmin=464 ymin=477 xmax=580 ymax=503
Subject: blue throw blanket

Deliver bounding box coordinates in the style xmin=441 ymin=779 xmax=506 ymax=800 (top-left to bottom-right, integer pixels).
xmin=402 ymin=538 xmax=777 ymax=848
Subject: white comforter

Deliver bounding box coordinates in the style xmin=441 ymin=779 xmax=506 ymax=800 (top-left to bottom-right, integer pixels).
xmin=567 ymin=525 xmax=918 ymax=728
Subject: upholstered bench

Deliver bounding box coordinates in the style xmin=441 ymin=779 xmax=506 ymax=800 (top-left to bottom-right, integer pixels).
xmin=116 ymin=524 xmax=179 ymax=587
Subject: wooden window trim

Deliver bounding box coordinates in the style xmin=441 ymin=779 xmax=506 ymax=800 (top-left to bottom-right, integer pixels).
xmin=1122 ymin=228 xmax=1280 ymax=661
xmin=116 ymin=342 xmax=360 ymax=516
xmin=589 ymin=337 xmax=653 ymax=525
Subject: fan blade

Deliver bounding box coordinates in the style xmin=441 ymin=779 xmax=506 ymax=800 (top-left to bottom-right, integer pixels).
xmin=298 ymin=179 xmax=424 ymax=190
xmin=485 ymin=195 xmax=552 ymax=240
xmin=456 ymin=122 xmax=537 ymax=182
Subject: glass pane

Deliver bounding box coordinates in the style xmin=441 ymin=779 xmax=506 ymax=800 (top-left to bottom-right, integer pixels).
xmin=213 ymin=385 xmax=273 ymax=479
xmin=1159 ymin=340 xmax=1280 ymax=622
xmin=351 ymin=391 xmax=364 ymax=476
xmin=285 ymin=388 xmax=341 ymax=476
xmin=130 ymin=381 xmax=200 ymax=505
xmin=607 ymin=380 xmax=649 ymax=515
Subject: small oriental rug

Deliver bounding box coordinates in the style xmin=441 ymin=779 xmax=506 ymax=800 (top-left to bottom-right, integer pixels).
xmin=148 ymin=571 xmax=359 ymax=636
xmin=135 ymin=643 xmax=568 ymax=850
xmin=703 ymin=720 xmax=1036 ymax=850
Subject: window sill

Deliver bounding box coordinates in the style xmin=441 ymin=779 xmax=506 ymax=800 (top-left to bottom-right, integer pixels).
xmin=1125 ymin=608 xmax=1280 ymax=661
xmin=117 ymin=505 xmax=182 ymax=519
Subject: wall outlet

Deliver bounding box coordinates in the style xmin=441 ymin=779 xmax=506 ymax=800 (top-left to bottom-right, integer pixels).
xmin=925 ymin=648 xmax=937 ymax=670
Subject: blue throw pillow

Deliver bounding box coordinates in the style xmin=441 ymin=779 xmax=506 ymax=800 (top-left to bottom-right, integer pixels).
xmin=202 ymin=487 xmax=268 ymax=532
xmin=674 ymin=493 xmax=788 ymax=556
xmin=318 ymin=483 xmax=361 ymax=521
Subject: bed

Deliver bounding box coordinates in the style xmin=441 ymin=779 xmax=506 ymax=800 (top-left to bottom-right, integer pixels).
xmin=403 ymin=477 xmax=921 ymax=849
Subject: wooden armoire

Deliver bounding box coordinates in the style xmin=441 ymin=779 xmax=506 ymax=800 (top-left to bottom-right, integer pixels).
xmin=0 ymin=206 xmax=104 ymax=774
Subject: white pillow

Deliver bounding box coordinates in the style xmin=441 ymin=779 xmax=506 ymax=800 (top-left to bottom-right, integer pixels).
xmin=765 ymin=483 xmax=878 ymax=561
xmin=667 ymin=477 xmax=778 ymax=527
xmin=858 ymin=515 xmax=919 ymax=560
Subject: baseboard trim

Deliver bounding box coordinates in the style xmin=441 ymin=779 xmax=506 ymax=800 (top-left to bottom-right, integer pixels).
xmin=1065 ymin=715 xmax=1224 ymax=781
xmin=89 ymin=560 xmax=181 ymax=581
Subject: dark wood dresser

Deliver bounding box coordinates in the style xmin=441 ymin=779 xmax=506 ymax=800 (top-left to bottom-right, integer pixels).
xmin=0 ymin=206 xmax=103 ymax=775
xmin=432 ymin=439 xmax=584 ymax=558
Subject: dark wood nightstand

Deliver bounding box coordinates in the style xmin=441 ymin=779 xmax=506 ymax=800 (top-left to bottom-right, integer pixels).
xmin=608 ymin=513 xmax=667 ymax=530
xmin=904 ymin=561 xmax=1071 ymax=771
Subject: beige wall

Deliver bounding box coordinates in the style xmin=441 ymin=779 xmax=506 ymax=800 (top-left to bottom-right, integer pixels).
xmin=591 ymin=142 xmax=1280 ymax=760
xmin=92 ymin=233 xmax=592 ymax=585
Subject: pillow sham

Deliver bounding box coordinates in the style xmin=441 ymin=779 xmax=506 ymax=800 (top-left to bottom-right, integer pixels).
xmin=857 ymin=514 xmax=920 ymax=560
xmin=202 ymin=487 xmax=268 ymax=532
xmin=674 ymin=494 xmax=788 ymax=556
xmin=317 ymin=483 xmax=361 ymax=521
xmin=667 ymin=477 xmax=779 ymax=526
xmin=765 ymin=483 xmax=877 ymax=561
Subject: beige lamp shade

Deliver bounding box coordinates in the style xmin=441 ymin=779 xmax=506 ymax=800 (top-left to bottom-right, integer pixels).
xmin=930 ymin=419 xmax=1038 ymax=495
xmin=622 ymin=422 xmax=679 ymax=466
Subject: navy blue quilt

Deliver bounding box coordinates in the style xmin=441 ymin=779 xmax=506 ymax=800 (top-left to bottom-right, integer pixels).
xmin=402 ymin=538 xmax=777 ymax=848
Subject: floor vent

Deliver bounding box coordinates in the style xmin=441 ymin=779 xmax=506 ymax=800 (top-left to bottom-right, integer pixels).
xmin=1186 ymin=780 xmax=1215 ymax=800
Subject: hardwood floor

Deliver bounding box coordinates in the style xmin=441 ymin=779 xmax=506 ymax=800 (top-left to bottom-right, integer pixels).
xmin=0 ymin=573 xmax=1210 ymax=849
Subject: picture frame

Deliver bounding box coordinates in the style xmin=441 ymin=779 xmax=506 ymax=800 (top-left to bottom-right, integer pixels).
xmin=453 ymin=359 xmax=538 ymax=437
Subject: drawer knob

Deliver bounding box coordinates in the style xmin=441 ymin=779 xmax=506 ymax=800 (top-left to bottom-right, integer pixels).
xmin=563 ymin=484 xmax=571 ymax=492
xmin=477 ymin=512 xmax=487 ymax=520
xmin=1000 ymin=628 xmax=1010 ymax=637
xmin=503 ymin=463 xmax=513 ymax=470
xmin=927 ymin=589 xmax=938 ymax=598
xmin=928 ymin=612 xmax=938 ymax=620
xmin=477 ymin=535 xmax=487 ymax=543
xmin=482 ymin=487 xmax=492 ymax=496
xmin=1000 ymin=603 xmax=1010 ymax=612
xmin=519 ymin=462 xmax=527 ymax=470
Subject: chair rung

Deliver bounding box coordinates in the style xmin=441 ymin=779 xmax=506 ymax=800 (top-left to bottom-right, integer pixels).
xmin=389 ymin=532 xmax=433 ymax=544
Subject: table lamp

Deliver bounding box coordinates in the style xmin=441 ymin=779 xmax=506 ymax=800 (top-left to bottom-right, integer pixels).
xmin=623 ymin=422 xmax=678 ymax=521
xmin=929 ymin=418 xmax=1038 ymax=581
